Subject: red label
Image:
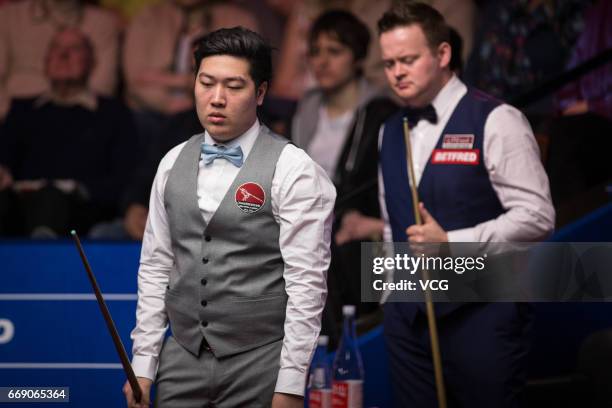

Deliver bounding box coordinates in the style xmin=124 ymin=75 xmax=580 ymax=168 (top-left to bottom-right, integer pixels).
xmin=442 ymin=134 xmax=475 ymax=149
xmin=235 ymin=182 xmax=265 ymax=213
xmin=431 ymin=149 xmax=480 ymax=165
xmin=309 ymin=389 xmax=332 ymax=408
xmin=332 ymin=381 xmax=362 ymax=408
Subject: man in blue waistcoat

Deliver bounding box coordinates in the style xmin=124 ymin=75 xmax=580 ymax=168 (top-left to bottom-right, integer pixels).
xmin=377 ymin=3 xmax=555 ymax=407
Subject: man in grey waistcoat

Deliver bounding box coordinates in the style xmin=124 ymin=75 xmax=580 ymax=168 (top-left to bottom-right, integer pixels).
xmin=123 ymin=27 xmax=336 ymax=408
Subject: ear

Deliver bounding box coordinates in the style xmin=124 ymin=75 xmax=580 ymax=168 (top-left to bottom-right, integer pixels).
xmin=437 ymin=41 xmax=452 ymax=70
xmin=256 ymin=81 xmax=268 ymax=106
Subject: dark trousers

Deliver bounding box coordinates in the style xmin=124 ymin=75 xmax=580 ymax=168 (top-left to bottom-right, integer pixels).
xmin=384 ymin=302 xmax=533 ymax=408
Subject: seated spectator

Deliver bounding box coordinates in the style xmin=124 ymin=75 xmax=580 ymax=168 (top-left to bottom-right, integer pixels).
xmin=0 ymin=28 xmax=137 ymax=238
xmin=123 ymin=0 xmax=259 ymax=145
xmin=292 ymin=10 xmax=383 ymax=178
xmin=0 ymin=0 xmax=120 ymax=120
xmin=291 ymin=9 xmax=398 ymax=341
xmin=90 ymin=109 xmax=202 ymax=240
xmin=269 ymin=0 xmax=474 ymax=102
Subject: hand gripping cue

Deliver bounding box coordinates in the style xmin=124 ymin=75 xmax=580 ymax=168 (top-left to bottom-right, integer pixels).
xmin=71 ymin=230 xmax=142 ymax=403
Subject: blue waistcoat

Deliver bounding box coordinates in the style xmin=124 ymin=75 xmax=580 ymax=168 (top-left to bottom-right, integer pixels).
xmin=380 ymin=89 xmax=505 ymax=319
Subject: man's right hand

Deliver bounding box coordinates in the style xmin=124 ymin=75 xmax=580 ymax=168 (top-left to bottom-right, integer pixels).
xmin=123 ymin=377 xmax=153 ymax=408
xmin=0 ymin=165 xmax=14 ymax=191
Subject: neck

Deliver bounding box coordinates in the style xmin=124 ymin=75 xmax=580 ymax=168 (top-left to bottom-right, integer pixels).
xmin=324 ymin=79 xmax=360 ymax=119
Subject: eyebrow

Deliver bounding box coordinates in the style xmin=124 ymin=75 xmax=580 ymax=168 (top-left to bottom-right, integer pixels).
xmin=198 ymin=73 xmax=247 ymax=83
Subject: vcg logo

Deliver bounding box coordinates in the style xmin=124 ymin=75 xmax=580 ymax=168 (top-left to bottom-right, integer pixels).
xmin=0 ymin=319 xmax=15 ymax=344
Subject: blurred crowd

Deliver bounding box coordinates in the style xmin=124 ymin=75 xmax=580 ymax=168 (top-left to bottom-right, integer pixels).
xmin=0 ymin=0 xmax=610 ymax=334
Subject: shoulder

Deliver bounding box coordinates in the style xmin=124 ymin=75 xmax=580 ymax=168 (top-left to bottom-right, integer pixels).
xmin=277 ymin=143 xmax=328 ymax=181
xmin=294 ymin=88 xmax=324 ymax=116
xmin=6 ymin=97 xmax=37 ymax=111
xmin=157 ymin=140 xmax=189 ymax=175
xmin=275 ymin=143 xmax=336 ymax=201
xmin=486 ymin=103 xmax=531 ymax=130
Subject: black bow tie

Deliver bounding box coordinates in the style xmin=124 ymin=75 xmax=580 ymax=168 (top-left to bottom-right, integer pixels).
xmin=404 ymin=105 xmax=438 ymax=128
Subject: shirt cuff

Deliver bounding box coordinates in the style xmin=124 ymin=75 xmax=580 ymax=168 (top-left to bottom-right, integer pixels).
xmin=131 ymin=355 xmax=158 ymax=381
xmin=274 ymin=367 xmax=308 ymax=396
xmin=447 ymin=227 xmax=475 ymax=243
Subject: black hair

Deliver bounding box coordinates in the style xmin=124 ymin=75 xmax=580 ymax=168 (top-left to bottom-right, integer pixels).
xmin=308 ymin=10 xmax=371 ymax=63
xmin=448 ymin=26 xmax=463 ymax=73
xmin=377 ymin=1 xmax=450 ymax=51
xmin=193 ymin=26 xmax=272 ymax=87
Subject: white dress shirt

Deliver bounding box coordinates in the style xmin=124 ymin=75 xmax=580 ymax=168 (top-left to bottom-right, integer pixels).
xmin=307 ymin=107 xmax=354 ymax=177
xmin=131 ymin=120 xmax=336 ymax=396
xmin=378 ymin=75 xmax=555 ymax=246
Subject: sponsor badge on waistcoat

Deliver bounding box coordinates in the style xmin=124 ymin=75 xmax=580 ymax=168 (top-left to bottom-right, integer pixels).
xmin=431 ymin=149 xmax=480 ymax=165
xmin=235 ymin=182 xmax=266 ymax=213
xmin=442 ymin=134 xmax=475 ymax=149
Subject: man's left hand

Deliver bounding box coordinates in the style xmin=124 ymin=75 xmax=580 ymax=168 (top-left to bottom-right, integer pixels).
xmin=271 ymin=392 xmax=303 ymax=408
xmin=406 ymin=202 xmax=448 ymax=243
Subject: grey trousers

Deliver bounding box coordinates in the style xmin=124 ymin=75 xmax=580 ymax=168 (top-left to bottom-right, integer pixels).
xmin=154 ymin=336 xmax=282 ymax=408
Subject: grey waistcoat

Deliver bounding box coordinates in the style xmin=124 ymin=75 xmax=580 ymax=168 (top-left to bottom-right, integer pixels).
xmin=163 ymin=126 xmax=289 ymax=358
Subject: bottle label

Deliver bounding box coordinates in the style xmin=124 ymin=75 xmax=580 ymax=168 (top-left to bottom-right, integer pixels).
xmin=332 ymin=380 xmax=363 ymax=408
xmin=309 ymin=388 xmax=332 ymax=408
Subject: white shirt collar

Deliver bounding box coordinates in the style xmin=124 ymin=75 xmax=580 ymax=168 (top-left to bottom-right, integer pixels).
xmin=204 ymin=119 xmax=261 ymax=159
xmin=431 ymin=74 xmax=466 ymax=120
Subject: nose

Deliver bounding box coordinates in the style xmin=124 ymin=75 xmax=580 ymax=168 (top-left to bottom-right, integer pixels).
xmin=211 ymin=85 xmax=226 ymax=107
xmin=309 ymin=53 xmax=327 ymax=71
xmin=393 ymin=63 xmax=406 ymax=80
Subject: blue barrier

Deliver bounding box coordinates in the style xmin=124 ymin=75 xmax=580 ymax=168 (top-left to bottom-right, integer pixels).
xmin=0 ymin=240 xmax=140 ymax=407
xmin=1 ymin=202 xmax=611 ymax=407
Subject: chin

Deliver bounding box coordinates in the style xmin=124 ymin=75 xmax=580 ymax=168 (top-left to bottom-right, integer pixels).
xmin=207 ymin=126 xmax=237 ymax=142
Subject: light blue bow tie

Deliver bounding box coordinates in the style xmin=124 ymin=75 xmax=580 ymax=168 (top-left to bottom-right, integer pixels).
xmin=201 ymin=143 xmax=244 ymax=167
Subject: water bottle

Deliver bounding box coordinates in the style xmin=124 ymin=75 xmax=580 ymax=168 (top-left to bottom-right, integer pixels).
xmin=308 ymin=335 xmax=332 ymax=408
xmin=332 ymin=305 xmax=364 ymax=408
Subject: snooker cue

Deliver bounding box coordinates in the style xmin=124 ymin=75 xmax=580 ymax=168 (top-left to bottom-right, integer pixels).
xmin=71 ymin=230 xmax=142 ymax=403
xmin=402 ymin=117 xmax=447 ymax=408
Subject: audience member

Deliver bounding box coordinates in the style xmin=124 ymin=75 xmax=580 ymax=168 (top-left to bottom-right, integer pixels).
xmin=122 ymin=0 xmax=259 ymax=144
xmin=292 ymin=9 xmax=398 ymax=339
xmin=0 ymin=0 xmax=120 ymax=120
xmin=90 ymin=109 xmax=202 ymax=240
xmin=270 ymin=0 xmax=475 ymax=102
xmin=0 ymin=28 xmax=137 ymax=237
